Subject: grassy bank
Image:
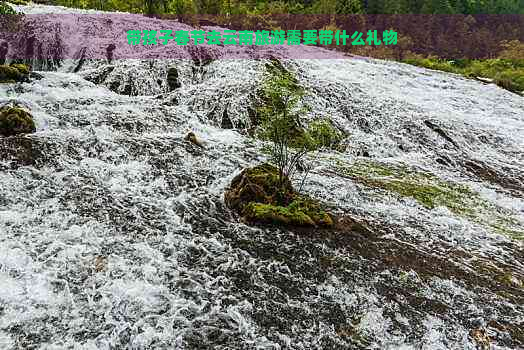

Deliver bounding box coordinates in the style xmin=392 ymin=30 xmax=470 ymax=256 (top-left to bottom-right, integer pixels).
xmin=402 ymin=58 xmax=524 ymax=95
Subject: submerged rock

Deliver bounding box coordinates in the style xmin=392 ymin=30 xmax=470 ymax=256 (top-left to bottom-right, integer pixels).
xmin=424 ymin=119 xmax=458 ymax=148
xmin=220 ymin=107 xmax=233 ymax=129
xmin=0 ymin=105 xmax=36 ymax=136
xmin=0 ymin=136 xmax=37 ymax=168
xmin=83 ymin=65 xmax=115 ymax=85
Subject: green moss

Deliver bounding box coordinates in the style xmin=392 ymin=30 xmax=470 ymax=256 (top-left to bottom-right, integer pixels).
xmin=0 ymin=64 xmax=30 ymax=83
xmin=225 ymin=163 xmax=334 ymax=228
xmin=342 ymin=159 xmax=400 ymax=178
xmin=308 ymin=119 xmax=344 ymax=150
xmin=340 ymin=160 xmax=476 ymax=215
xmin=495 ymin=272 xmax=523 ymax=288
xmin=337 ymin=160 xmax=523 ymax=240
xmin=0 ymin=106 xmax=36 ymax=136
xmin=9 ymin=63 xmax=30 ymax=75
xmin=243 ymin=202 xmax=315 ymax=226
xmin=490 ymin=223 xmax=524 ymax=240
xmin=242 ymin=195 xmax=333 ymax=228
xmin=225 ymin=163 xmax=294 ymax=211
xmin=287 ymin=195 xmax=334 ymax=227
xmin=403 ymin=58 xmax=524 ymax=95
xmin=381 ymin=179 xmax=474 ymax=214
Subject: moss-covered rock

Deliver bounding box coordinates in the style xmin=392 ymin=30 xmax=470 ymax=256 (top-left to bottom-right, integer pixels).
xmin=288 ymin=196 xmax=334 ymax=227
xmin=242 ymin=202 xmax=316 ymax=226
xmin=0 ymin=65 xmax=23 ymax=81
xmin=0 ymin=106 xmax=36 ymax=136
xmin=225 ymin=163 xmax=294 ymax=211
xmin=0 ymin=64 xmax=30 ymax=83
xmin=225 ymin=163 xmax=333 ymax=227
xmin=9 ymin=63 xmax=30 ymax=75
xmin=241 ymin=195 xmax=334 ymax=228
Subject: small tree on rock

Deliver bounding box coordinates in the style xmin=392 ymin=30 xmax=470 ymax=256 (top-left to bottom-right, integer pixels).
xmin=256 ymin=62 xmax=316 ymax=192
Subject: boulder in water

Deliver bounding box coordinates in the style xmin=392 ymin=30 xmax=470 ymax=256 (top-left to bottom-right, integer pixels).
xmin=224 ymin=163 xmax=333 ymax=227
xmin=225 ymin=163 xmax=294 ymax=211
xmin=0 ymin=106 xmax=36 ymax=137
xmin=184 ymin=132 xmax=204 ymax=148
xmin=220 ymin=107 xmax=233 ymax=129
xmin=0 ymin=64 xmax=30 ymax=83
xmin=167 ymin=67 xmax=181 ymax=90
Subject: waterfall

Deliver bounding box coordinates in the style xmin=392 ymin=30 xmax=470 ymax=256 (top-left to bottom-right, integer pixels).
xmin=0 ymin=3 xmax=523 ymax=350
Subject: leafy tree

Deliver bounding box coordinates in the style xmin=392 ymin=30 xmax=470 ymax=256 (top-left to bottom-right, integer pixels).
xmin=257 ymin=62 xmax=315 ymax=190
xmin=382 ymin=0 xmax=410 ymax=13
xmin=421 ymin=0 xmax=454 ymax=13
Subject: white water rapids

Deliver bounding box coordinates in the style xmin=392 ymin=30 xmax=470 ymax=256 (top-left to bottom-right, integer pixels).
xmin=0 ymin=3 xmax=523 ymax=349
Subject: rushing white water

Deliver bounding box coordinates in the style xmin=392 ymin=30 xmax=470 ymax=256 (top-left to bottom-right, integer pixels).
xmin=0 ymin=3 xmax=523 ymax=349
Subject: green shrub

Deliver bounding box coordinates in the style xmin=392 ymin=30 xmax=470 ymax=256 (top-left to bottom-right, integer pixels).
xmin=256 ymin=59 xmax=316 ymax=188
xmin=308 ymin=119 xmax=344 ymax=150
xmin=0 ymin=1 xmax=16 ymax=14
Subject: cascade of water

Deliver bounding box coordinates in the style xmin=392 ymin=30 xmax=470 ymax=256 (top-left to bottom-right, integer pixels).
xmin=0 ymin=3 xmax=523 ymax=350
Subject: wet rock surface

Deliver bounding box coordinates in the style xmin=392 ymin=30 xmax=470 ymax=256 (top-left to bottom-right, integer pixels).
xmin=167 ymin=66 xmax=181 ymax=90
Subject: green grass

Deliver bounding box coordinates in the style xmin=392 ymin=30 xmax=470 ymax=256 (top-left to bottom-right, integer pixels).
xmin=336 ymin=159 xmax=524 ymax=239
xmin=403 ymin=58 xmax=524 ymax=94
